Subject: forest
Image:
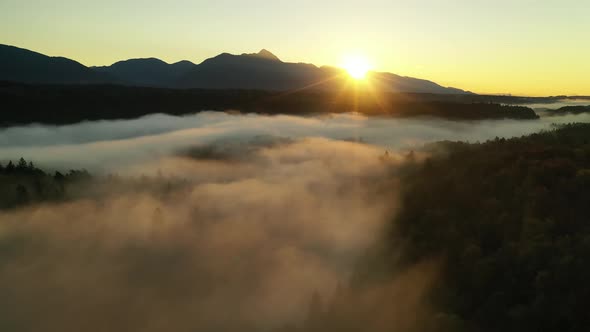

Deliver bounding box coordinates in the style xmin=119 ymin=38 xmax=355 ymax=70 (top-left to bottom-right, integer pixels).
xmin=0 ymin=158 xmax=188 ymax=210
xmin=548 ymin=106 xmax=590 ymax=115
xmin=295 ymin=123 xmax=590 ymax=332
xmin=388 ymin=123 xmax=590 ymax=331
xmin=0 ymin=82 xmax=539 ymax=126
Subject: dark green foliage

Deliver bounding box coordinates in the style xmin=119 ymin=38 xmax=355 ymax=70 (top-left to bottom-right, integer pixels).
xmin=5 ymin=161 xmax=14 ymax=173
xmin=0 ymin=158 xmax=73 ymax=208
xmin=0 ymin=158 xmax=190 ymax=210
xmin=0 ymin=158 xmax=100 ymax=208
xmin=383 ymin=123 xmax=590 ymax=332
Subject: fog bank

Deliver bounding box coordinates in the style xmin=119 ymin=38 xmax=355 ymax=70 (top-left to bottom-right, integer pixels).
xmin=2 ymin=111 xmax=590 ymax=172
xmin=0 ymin=138 xmax=411 ymax=331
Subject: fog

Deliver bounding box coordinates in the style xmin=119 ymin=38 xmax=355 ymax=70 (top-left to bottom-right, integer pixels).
xmin=1 ymin=111 xmax=590 ymax=331
xmin=1 ymin=111 xmax=590 ymax=172
xmin=0 ymin=137 xmax=412 ymax=332
xmin=521 ymin=98 xmax=590 ymax=110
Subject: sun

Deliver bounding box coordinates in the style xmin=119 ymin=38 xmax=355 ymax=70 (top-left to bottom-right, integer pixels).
xmin=341 ymin=55 xmax=372 ymax=80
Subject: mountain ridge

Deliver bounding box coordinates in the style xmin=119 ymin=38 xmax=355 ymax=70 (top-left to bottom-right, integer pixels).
xmin=0 ymin=44 xmax=115 ymax=84
xmin=0 ymin=43 xmax=471 ymax=94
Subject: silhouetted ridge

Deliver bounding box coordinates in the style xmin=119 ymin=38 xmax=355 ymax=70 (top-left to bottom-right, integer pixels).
xmin=0 ymin=44 xmax=113 ymax=84
xmin=0 ymin=43 xmax=471 ymax=94
xmin=93 ymin=57 xmax=196 ymax=86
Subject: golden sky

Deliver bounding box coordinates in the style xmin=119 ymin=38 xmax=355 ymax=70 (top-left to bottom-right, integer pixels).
xmin=1 ymin=0 xmax=588 ymax=96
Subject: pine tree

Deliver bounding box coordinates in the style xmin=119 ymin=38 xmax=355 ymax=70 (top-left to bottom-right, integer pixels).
xmin=17 ymin=157 xmax=27 ymax=170
xmin=6 ymin=160 xmax=15 ymax=172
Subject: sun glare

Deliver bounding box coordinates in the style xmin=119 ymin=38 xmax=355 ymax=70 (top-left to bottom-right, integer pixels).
xmin=341 ymin=55 xmax=371 ymax=80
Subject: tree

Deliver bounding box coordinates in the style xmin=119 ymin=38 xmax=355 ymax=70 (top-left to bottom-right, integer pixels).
xmin=17 ymin=157 xmax=27 ymax=170
xmin=53 ymin=171 xmax=65 ymax=181
xmin=5 ymin=160 xmax=15 ymax=173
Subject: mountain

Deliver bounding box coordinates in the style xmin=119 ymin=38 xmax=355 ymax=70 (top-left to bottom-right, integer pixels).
xmin=93 ymin=58 xmax=196 ymax=87
xmin=242 ymin=48 xmax=281 ymax=61
xmin=368 ymin=72 xmax=471 ymax=94
xmin=177 ymin=49 xmax=470 ymax=94
xmin=176 ymin=49 xmax=335 ymax=90
xmin=0 ymin=44 xmax=470 ymax=94
xmin=0 ymin=44 xmax=113 ymax=84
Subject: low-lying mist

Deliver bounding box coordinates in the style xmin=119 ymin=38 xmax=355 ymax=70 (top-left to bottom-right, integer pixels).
xmin=0 ymin=138 xmax=410 ymax=331
xmin=1 ymin=111 xmax=590 ymax=331
xmin=2 ymin=111 xmax=590 ymax=172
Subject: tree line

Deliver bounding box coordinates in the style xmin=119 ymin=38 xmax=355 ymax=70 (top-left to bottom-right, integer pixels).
xmin=0 ymin=82 xmax=539 ymax=126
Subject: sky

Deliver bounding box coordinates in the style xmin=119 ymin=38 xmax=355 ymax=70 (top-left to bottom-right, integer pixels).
xmin=0 ymin=0 xmax=588 ymax=96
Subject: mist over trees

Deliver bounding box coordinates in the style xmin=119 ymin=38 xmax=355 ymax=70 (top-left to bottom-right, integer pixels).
xmin=2 ymin=124 xmax=590 ymax=331
xmin=0 ymin=138 xmax=397 ymax=332
xmin=352 ymin=123 xmax=590 ymax=332
xmin=0 ymin=158 xmax=187 ymax=210
xmin=549 ymin=105 xmax=590 ymax=115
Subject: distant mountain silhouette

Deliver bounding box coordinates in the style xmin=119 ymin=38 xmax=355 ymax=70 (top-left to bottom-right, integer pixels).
xmin=177 ymin=49 xmax=470 ymax=94
xmin=369 ymin=72 xmax=470 ymax=94
xmin=93 ymin=58 xmax=195 ymax=87
xmin=0 ymin=44 xmax=470 ymax=94
xmin=0 ymin=44 xmax=113 ymax=84
xmin=176 ymin=49 xmax=339 ymax=90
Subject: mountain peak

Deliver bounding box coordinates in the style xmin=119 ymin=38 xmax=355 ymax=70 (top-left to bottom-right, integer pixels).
xmin=241 ymin=49 xmax=280 ymax=61
xmin=257 ymin=49 xmax=279 ymax=60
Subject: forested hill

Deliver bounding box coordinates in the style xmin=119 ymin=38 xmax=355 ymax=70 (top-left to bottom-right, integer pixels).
xmin=350 ymin=123 xmax=590 ymax=332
